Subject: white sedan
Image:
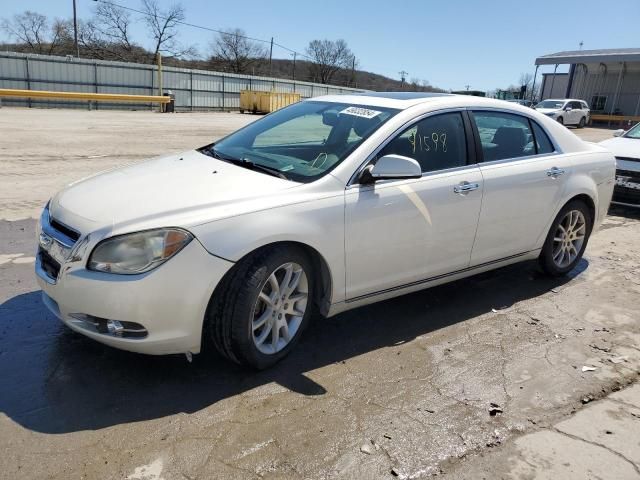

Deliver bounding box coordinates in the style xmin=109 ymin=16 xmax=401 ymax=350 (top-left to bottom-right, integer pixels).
xmin=36 ymin=93 xmax=615 ymax=369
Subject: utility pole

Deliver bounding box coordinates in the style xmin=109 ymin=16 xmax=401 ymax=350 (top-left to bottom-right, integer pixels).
xmin=465 ymin=84 xmax=470 ymax=91
xmin=399 ymin=70 xmax=408 ymax=89
xmin=73 ymin=0 xmax=80 ymax=58
xmin=269 ymin=37 xmax=274 ymax=77
xmin=579 ymin=40 xmax=584 ymax=50
xmin=156 ymin=53 xmax=163 ymax=112
xmin=291 ymin=52 xmax=296 ymax=81
xmin=351 ymin=56 xmax=356 ymax=87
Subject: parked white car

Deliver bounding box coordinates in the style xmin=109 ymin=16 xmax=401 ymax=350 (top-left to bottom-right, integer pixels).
xmin=36 ymin=93 xmax=615 ymax=368
xmin=534 ymin=99 xmax=591 ymax=127
xmin=599 ymin=122 xmax=640 ymax=207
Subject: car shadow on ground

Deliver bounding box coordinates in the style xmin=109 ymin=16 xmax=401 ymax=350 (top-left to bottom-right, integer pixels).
xmin=0 ymin=259 xmax=587 ymax=434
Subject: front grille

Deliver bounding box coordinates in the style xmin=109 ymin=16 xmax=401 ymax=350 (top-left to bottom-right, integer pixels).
xmin=615 ymin=156 xmax=640 ymax=163
xmin=38 ymin=248 xmax=61 ymax=279
xmin=50 ymin=217 xmax=80 ymax=243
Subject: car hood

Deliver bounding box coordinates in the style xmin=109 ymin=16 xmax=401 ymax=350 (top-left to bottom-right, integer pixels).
xmin=535 ymin=108 xmax=560 ymax=114
xmin=49 ymin=150 xmax=301 ymax=235
xmin=599 ymin=137 xmax=640 ymax=158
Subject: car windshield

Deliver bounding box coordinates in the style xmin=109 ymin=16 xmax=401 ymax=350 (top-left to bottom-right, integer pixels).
xmin=206 ymin=101 xmax=398 ymax=183
xmin=623 ymin=122 xmax=640 ymax=139
xmin=536 ymin=100 xmax=564 ymax=109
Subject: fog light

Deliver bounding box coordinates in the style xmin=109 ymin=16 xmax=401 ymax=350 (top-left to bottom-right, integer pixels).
xmin=107 ymin=319 xmax=124 ymax=337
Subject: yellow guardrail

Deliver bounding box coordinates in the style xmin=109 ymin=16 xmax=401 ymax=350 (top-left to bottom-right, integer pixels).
xmin=590 ymin=114 xmax=640 ymax=124
xmin=0 ymin=88 xmax=170 ymax=103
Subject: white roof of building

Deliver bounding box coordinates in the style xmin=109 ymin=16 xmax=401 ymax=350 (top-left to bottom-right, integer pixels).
xmin=536 ymin=48 xmax=640 ymax=65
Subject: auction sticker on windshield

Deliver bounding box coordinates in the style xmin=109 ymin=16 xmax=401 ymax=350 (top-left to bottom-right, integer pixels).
xmin=340 ymin=106 xmax=382 ymax=119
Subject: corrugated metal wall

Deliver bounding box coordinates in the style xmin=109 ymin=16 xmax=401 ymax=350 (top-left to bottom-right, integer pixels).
xmin=0 ymin=51 xmax=366 ymax=110
xmin=569 ymin=62 xmax=640 ymax=115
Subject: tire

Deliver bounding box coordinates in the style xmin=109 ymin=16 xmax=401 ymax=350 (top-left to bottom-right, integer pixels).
xmin=239 ymin=109 xmax=245 ymax=114
xmin=557 ymin=116 xmax=564 ymax=125
xmin=205 ymin=246 xmax=315 ymax=369
xmin=578 ymin=116 xmax=586 ymax=128
xmin=539 ymin=200 xmax=593 ymax=276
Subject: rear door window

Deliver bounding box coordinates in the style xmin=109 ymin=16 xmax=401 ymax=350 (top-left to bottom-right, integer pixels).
xmin=472 ymin=111 xmax=535 ymax=162
xmin=531 ymin=121 xmax=555 ymax=154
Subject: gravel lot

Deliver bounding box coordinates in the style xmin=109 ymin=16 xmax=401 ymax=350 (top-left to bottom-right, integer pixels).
xmin=0 ymin=108 xmax=638 ymax=479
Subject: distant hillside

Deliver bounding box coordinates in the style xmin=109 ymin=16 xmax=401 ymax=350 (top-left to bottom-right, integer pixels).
xmin=1 ymin=41 xmax=445 ymax=93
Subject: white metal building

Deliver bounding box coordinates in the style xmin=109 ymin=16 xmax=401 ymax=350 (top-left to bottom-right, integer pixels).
xmin=535 ymin=48 xmax=640 ymax=115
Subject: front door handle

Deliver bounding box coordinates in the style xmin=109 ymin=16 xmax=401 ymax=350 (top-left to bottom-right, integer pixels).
xmin=546 ymin=167 xmax=565 ymax=178
xmin=453 ymin=181 xmax=480 ymax=195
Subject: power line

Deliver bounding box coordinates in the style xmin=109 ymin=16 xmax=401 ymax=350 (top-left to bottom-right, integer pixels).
xmin=92 ymin=0 xmax=315 ymax=62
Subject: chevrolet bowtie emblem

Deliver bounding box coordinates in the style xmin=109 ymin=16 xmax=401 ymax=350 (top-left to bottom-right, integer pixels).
xmin=39 ymin=232 xmax=53 ymax=249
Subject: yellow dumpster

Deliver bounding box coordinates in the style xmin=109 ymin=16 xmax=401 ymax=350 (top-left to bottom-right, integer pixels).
xmin=240 ymin=90 xmax=301 ymax=114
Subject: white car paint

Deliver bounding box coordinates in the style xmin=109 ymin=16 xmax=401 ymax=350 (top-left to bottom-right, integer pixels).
xmin=599 ymin=134 xmax=640 ymax=173
xmin=36 ymin=94 xmax=615 ymax=356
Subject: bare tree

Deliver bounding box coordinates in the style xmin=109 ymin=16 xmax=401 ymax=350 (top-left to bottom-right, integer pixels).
xmin=306 ymin=39 xmax=354 ymax=84
xmin=140 ymin=0 xmax=194 ymax=59
xmin=1 ymin=11 xmax=67 ymax=54
xmin=210 ymin=28 xmax=266 ymax=73
xmin=94 ymin=3 xmax=134 ymax=54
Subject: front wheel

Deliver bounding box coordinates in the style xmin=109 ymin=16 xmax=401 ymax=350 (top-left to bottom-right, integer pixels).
xmin=557 ymin=116 xmax=564 ymax=125
xmin=539 ymin=200 xmax=592 ymax=276
xmin=206 ymin=246 xmax=315 ymax=369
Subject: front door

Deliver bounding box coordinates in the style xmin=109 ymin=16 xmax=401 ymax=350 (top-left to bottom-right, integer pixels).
xmin=345 ymin=111 xmax=483 ymax=300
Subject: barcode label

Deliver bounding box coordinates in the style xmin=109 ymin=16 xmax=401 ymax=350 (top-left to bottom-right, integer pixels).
xmin=339 ymin=106 xmax=382 ymax=119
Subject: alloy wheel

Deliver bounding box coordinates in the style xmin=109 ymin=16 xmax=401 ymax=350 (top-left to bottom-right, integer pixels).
xmin=251 ymin=262 xmax=309 ymax=355
xmin=552 ymin=210 xmax=586 ymax=268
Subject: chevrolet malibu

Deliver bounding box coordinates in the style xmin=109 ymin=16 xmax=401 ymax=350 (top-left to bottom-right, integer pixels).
xmin=36 ymin=93 xmax=615 ymax=369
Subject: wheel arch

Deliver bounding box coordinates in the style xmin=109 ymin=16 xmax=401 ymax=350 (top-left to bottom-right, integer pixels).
xmin=568 ymin=193 xmax=596 ymax=224
xmin=535 ymin=189 xmax=597 ymax=249
xmin=208 ymin=240 xmax=334 ymax=319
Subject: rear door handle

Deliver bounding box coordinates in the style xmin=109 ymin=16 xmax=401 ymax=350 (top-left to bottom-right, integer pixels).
xmin=546 ymin=167 xmax=565 ymax=178
xmin=453 ymin=181 xmax=480 ymax=195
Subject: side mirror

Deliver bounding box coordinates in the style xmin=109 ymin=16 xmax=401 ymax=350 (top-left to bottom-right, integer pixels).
xmin=564 ymin=105 xmax=572 ymax=112
xmin=613 ymin=129 xmax=625 ymax=137
xmin=359 ymin=154 xmax=422 ymax=184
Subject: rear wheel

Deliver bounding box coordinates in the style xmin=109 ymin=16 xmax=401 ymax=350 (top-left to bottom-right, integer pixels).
xmin=206 ymin=246 xmax=314 ymax=369
xmin=539 ymin=200 xmax=592 ymax=276
xmin=578 ymin=116 xmax=586 ymax=128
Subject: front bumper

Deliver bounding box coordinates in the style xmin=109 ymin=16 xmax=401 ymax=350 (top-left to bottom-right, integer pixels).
xmin=36 ymin=237 xmax=234 ymax=355
xmin=612 ymin=169 xmax=640 ymax=207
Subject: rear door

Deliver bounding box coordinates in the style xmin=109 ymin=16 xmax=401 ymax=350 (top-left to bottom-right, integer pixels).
xmin=469 ymin=110 xmax=568 ymax=265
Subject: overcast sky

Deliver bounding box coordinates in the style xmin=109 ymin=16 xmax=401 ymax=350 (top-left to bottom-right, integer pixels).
xmin=2 ymin=0 xmax=639 ymax=91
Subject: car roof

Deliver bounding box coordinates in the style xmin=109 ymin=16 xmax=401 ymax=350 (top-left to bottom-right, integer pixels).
xmin=310 ymin=92 xmax=520 ymax=110
xmin=543 ymin=98 xmax=587 ymax=103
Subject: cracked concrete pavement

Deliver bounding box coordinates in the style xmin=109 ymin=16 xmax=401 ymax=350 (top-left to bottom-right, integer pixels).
xmin=0 ymin=109 xmax=638 ymax=479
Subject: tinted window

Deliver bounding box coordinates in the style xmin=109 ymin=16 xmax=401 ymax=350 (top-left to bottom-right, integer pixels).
xmin=531 ymin=121 xmax=554 ymax=154
xmin=581 ymin=102 xmax=589 ymax=110
xmin=570 ymin=101 xmax=582 ymax=110
xmin=473 ymin=111 xmax=535 ymax=162
xmin=378 ymin=112 xmax=467 ymax=173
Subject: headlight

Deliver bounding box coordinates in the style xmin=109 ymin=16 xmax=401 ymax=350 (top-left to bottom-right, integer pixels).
xmin=88 ymin=228 xmax=193 ymax=274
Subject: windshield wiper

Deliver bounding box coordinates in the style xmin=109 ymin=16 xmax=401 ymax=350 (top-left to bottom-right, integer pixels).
xmin=207 ymin=146 xmax=288 ymax=180
xmin=237 ymin=158 xmax=289 ymax=180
